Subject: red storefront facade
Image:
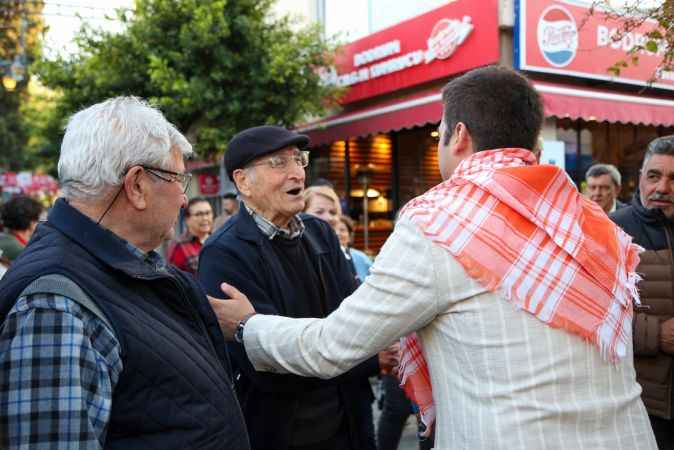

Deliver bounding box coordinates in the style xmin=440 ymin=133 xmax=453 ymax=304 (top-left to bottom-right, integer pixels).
xmin=302 ymin=0 xmax=674 ymax=253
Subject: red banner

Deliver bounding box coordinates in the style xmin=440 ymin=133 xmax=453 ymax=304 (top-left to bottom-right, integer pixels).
xmin=516 ymin=0 xmax=674 ymax=90
xmin=0 ymin=172 xmax=17 ymax=187
xmin=322 ymin=0 xmax=499 ymax=104
xmin=0 ymin=172 xmax=58 ymax=193
xmin=198 ymin=173 xmax=220 ymax=195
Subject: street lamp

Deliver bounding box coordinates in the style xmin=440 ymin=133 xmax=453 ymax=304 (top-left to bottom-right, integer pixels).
xmin=2 ymin=17 xmax=28 ymax=92
xmin=1 ymin=55 xmax=26 ymax=92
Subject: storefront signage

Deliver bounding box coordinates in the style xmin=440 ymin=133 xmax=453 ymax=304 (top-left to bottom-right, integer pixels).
xmin=197 ymin=173 xmax=220 ymax=195
xmin=0 ymin=171 xmax=59 ymax=194
xmin=322 ymin=0 xmax=499 ymax=104
xmin=515 ymin=0 xmax=674 ymax=90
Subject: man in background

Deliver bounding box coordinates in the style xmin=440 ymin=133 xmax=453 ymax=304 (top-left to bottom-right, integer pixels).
xmin=585 ymin=163 xmax=626 ymax=214
xmin=611 ymin=135 xmax=674 ymax=449
xmin=213 ymin=192 xmax=240 ymax=230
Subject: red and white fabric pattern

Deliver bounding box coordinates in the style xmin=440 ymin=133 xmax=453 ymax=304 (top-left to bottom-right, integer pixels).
xmin=397 ymin=148 xmax=642 ymax=434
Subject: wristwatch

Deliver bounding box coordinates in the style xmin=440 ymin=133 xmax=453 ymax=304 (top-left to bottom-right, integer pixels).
xmin=234 ymin=313 xmax=256 ymax=344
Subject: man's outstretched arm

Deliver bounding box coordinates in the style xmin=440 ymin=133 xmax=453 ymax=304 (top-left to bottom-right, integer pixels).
xmin=210 ymin=219 xmax=446 ymax=379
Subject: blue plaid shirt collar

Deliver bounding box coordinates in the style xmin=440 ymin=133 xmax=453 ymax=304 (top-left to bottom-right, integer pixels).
xmin=243 ymin=202 xmax=304 ymax=240
xmin=124 ymin=241 xmax=167 ymax=272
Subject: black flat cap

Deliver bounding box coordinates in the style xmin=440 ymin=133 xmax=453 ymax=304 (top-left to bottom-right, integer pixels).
xmin=225 ymin=125 xmax=310 ymax=181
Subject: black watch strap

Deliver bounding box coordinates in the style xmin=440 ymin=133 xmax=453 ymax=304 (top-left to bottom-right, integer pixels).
xmin=234 ymin=313 xmax=256 ymax=343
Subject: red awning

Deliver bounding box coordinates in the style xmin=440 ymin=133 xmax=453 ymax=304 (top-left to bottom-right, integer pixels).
xmin=534 ymin=82 xmax=674 ymax=127
xmin=300 ymin=81 xmax=674 ymax=146
xmin=298 ymin=88 xmax=443 ymax=146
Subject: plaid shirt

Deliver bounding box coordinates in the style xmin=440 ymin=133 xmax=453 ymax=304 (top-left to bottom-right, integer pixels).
xmin=244 ymin=202 xmax=304 ymax=240
xmin=0 ymin=242 xmax=164 ymax=449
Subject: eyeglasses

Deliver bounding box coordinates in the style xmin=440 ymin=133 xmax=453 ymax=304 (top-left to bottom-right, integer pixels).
xmin=140 ymin=165 xmax=192 ymax=193
xmin=248 ymin=150 xmax=310 ymax=170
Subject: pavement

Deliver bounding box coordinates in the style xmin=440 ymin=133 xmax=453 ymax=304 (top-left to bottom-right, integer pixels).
xmin=396 ymin=417 xmax=421 ymax=450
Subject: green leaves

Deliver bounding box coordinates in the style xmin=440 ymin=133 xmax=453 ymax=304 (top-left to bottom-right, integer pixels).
xmin=36 ymin=0 xmax=341 ymax=163
xmin=592 ymin=0 xmax=674 ymax=81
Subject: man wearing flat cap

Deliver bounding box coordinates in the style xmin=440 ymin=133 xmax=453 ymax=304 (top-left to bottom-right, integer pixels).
xmin=198 ymin=125 xmax=385 ymax=450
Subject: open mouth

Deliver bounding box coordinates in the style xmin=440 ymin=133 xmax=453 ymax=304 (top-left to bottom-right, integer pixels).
xmin=286 ymin=188 xmax=302 ymax=196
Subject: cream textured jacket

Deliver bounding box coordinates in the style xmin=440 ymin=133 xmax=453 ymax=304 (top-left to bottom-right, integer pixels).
xmin=244 ymin=219 xmax=656 ymax=450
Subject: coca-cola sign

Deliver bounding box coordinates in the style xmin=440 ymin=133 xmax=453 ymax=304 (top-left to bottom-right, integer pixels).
xmin=322 ymin=0 xmax=498 ymax=104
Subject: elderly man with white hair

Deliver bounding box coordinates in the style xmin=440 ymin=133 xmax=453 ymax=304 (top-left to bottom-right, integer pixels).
xmin=0 ymin=97 xmax=249 ymax=450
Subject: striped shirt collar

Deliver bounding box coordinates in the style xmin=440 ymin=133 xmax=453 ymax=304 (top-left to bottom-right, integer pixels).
xmin=244 ymin=202 xmax=304 ymax=240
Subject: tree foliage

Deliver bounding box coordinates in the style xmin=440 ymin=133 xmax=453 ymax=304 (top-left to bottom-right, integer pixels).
xmin=591 ymin=0 xmax=674 ymax=76
xmin=37 ymin=0 xmax=342 ymax=163
xmin=0 ymin=0 xmax=45 ymax=171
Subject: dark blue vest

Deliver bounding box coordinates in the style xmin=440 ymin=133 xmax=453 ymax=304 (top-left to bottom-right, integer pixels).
xmin=0 ymin=199 xmax=249 ymax=450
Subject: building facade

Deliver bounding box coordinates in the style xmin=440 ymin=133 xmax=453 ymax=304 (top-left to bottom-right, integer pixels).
xmin=298 ymin=0 xmax=674 ymax=253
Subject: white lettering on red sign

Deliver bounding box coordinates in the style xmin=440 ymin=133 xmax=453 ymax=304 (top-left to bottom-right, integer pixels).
xmin=369 ymin=50 xmax=424 ymax=79
xmin=596 ymin=24 xmax=664 ymax=56
xmin=323 ymin=16 xmax=474 ymax=89
xmin=354 ymin=40 xmax=401 ymax=67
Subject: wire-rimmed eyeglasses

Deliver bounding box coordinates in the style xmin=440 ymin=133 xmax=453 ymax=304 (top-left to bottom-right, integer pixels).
xmin=247 ymin=150 xmax=310 ymax=171
xmin=140 ymin=165 xmax=192 ymax=193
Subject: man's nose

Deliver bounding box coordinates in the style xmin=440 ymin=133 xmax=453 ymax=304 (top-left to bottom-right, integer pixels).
xmin=288 ymin=162 xmax=305 ymax=181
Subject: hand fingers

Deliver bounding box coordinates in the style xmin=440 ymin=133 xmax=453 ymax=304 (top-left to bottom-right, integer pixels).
xmin=219 ymin=282 xmax=243 ymax=300
xmin=208 ymin=296 xmax=224 ymax=309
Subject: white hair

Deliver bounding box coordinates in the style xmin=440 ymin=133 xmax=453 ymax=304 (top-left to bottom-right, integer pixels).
xmin=58 ymin=96 xmax=193 ymax=200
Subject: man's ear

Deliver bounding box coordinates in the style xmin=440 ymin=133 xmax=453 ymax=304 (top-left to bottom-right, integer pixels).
xmin=123 ymin=166 xmax=149 ymax=210
xmin=452 ymin=122 xmax=474 ymax=157
xmin=232 ymin=169 xmax=252 ymax=197
xmin=533 ymin=137 xmax=543 ymax=163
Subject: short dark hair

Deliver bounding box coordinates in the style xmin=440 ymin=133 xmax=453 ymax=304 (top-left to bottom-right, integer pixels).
xmin=0 ymin=195 xmax=43 ymax=231
xmin=643 ymin=135 xmax=674 ymax=169
xmin=441 ymin=66 xmax=543 ymax=152
xmin=338 ymin=215 xmax=355 ymax=235
xmin=222 ymin=192 xmax=237 ymax=200
xmin=185 ymin=197 xmax=210 ymax=217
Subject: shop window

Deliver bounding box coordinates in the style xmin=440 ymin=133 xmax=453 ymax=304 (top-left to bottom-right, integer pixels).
xmin=555 ymin=120 xmax=593 ymax=184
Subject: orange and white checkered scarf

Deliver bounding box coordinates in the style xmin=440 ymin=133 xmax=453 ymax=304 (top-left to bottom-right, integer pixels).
xmin=397 ymin=148 xmax=642 ymax=434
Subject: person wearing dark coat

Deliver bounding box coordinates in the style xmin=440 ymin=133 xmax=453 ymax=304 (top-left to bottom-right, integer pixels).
xmin=0 ymin=97 xmax=249 ymax=450
xmin=585 ymin=163 xmax=627 ymax=214
xmin=610 ymin=135 xmax=674 ymax=450
xmin=198 ymin=126 xmax=391 ymax=450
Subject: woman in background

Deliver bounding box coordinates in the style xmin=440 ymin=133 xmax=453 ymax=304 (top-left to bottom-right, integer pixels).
xmin=303 ymin=185 xmax=341 ymax=228
xmin=334 ymin=215 xmax=372 ymax=284
xmin=304 ymin=186 xmax=365 ymax=284
xmin=168 ymin=197 xmax=213 ymax=273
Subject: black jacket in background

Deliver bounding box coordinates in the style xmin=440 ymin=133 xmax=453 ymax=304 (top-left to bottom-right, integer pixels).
xmin=610 ymin=191 xmax=674 ymax=252
xmin=198 ymin=206 xmax=379 ymax=450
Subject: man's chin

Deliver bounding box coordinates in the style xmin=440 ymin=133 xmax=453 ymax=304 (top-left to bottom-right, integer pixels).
xmin=663 ymin=208 xmax=674 ymax=220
